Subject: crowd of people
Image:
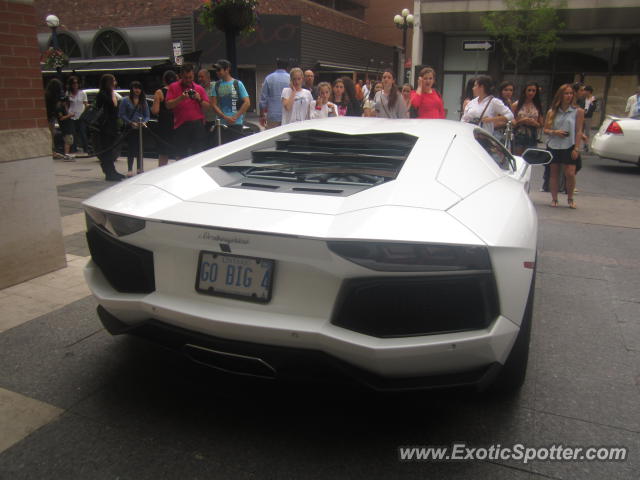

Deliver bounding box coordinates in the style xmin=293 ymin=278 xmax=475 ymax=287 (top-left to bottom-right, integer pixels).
xmin=45 ymin=57 xmax=612 ymax=207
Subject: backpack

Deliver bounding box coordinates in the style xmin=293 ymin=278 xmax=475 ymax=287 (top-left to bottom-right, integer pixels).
xmin=215 ymin=79 xmax=240 ymax=102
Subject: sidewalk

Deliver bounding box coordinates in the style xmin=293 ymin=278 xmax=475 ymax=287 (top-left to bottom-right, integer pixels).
xmin=0 ymin=114 xmax=264 ymax=334
xmin=0 ymin=154 xmax=161 ymax=335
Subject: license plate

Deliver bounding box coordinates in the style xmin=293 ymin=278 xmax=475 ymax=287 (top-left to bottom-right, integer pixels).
xmin=196 ymin=251 xmax=275 ymax=303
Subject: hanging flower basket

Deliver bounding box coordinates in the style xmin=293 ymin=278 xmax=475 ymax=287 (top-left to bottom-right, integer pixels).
xmin=199 ymin=0 xmax=259 ymax=35
xmin=41 ymin=47 xmax=69 ymax=70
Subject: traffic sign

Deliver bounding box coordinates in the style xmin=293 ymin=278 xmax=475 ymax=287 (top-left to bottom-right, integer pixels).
xmin=463 ymin=40 xmax=495 ymax=52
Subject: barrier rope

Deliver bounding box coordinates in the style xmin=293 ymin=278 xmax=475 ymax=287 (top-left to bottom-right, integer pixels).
xmin=65 ymin=119 xmax=259 ymax=160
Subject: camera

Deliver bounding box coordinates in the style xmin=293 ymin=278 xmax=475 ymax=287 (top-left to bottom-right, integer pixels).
xmin=187 ymin=89 xmax=196 ymax=99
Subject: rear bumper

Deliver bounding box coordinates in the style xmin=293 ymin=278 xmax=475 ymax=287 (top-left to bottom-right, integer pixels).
xmin=592 ymin=134 xmax=638 ymax=164
xmin=98 ymin=305 xmax=502 ymax=392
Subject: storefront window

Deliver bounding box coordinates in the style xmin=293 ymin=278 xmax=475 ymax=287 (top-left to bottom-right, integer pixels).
xmin=612 ymin=37 xmax=640 ymax=73
xmin=92 ymin=30 xmax=130 ymax=57
xmin=50 ymin=33 xmax=81 ymax=58
xmin=554 ymin=36 xmax=612 ymax=72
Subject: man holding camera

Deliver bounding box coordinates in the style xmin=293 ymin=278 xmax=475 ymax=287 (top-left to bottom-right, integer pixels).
xmin=166 ymin=63 xmax=210 ymax=157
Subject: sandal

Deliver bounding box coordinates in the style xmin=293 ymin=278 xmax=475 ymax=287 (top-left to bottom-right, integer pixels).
xmin=126 ymin=171 xmax=134 ymax=177
xmin=568 ymin=198 xmax=577 ymax=209
xmin=550 ymin=200 xmax=558 ymax=208
xmin=137 ymin=169 xmax=144 ymax=175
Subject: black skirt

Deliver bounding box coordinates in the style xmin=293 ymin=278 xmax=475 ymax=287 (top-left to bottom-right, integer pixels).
xmin=548 ymin=146 xmax=578 ymax=166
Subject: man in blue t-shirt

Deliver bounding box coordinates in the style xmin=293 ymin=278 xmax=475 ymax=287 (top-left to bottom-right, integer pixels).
xmin=210 ymin=59 xmax=250 ymax=145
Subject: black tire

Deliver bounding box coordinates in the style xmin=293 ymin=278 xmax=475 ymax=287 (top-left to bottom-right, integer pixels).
xmin=490 ymin=270 xmax=535 ymax=393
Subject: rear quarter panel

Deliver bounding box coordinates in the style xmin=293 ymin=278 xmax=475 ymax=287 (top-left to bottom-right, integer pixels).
xmin=447 ymin=176 xmax=537 ymax=327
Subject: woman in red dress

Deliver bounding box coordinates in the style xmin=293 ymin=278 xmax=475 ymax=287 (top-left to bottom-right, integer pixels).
xmin=410 ymin=67 xmax=445 ymax=119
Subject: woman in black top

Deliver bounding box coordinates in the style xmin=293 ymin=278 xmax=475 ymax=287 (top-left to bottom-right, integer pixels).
xmin=340 ymin=77 xmax=363 ymax=117
xmin=95 ymin=74 xmax=124 ymax=181
xmin=151 ymin=70 xmax=177 ymax=167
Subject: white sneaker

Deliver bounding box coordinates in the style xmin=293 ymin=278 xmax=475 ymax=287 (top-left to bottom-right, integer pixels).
xmin=63 ymin=154 xmax=76 ymax=162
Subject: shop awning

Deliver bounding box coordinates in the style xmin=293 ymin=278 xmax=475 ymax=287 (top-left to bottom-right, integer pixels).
xmin=42 ymin=56 xmax=171 ymax=74
xmin=315 ymin=61 xmax=388 ymax=74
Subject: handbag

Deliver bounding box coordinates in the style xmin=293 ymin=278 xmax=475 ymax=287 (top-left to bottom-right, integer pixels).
xmin=468 ymin=96 xmax=493 ymax=125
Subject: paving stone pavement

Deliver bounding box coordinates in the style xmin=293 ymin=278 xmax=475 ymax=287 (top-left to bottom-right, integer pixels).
xmin=0 ymin=151 xmax=638 ymax=479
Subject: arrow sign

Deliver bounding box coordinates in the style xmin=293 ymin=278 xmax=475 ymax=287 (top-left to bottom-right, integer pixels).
xmin=463 ymin=40 xmax=495 ymax=52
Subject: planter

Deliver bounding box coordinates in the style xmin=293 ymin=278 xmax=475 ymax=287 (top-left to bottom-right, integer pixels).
xmin=212 ymin=3 xmax=255 ymax=33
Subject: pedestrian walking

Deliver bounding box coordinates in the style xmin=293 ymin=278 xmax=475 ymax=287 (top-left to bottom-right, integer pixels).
xmin=259 ymin=58 xmax=290 ymax=129
xmin=45 ymin=78 xmax=65 ymax=159
xmin=410 ymin=67 xmax=445 ymax=119
xmin=281 ymin=67 xmax=312 ymax=125
xmin=624 ymin=85 xmax=640 ymax=117
xmin=66 ymin=75 xmax=88 ymax=153
xmin=55 ymin=93 xmax=75 ymax=161
xmin=303 ymin=69 xmax=318 ymax=100
xmin=512 ymin=82 xmax=544 ymax=156
xmin=329 ymin=77 xmax=362 ymax=117
xmin=198 ymin=68 xmax=217 ymax=148
xmin=340 ymin=77 xmax=363 ymax=117
xmin=461 ymin=77 xmax=476 ymax=117
xmin=583 ymin=85 xmax=597 ymax=150
xmin=95 ymin=73 xmax=125 ymax=181
xmin=309 ymin=82 xmax=338 ymax=119
xmin=210 ymin=59 xmax=251 ymax=144
xmin=461 ymin=75 xmax=513 ymax=136
xmin=543 ymin=84 xmax=584 ymax=209
xmin=362 ymin=81 xmax=382 ymax=117
xmin=374 ymin=70 xmax=408 ymax=119
xmin=151 ymin=70 xmax=177 ymax=167
xmin=165 ymin=63 xmax=210 ymax=158
xmin=494 ymin=80 xmax=516 ymax=143
xmin=119 ymin=81 xmax=150 ymax=176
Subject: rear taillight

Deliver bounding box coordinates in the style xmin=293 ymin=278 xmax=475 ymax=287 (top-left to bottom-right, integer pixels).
xmin=605 ymin=121 xmax=623 ymax=135
xmin=328 ymin=241 xmax=491 ymax=272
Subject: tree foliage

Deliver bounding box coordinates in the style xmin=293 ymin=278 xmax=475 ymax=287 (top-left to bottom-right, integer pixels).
xmin=481 ymin=0 xmax=565 ymax=75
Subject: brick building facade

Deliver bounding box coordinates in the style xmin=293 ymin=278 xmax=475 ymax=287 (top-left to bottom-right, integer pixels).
xmin=0 ymin=0 xmax=66 ymax=289
xmin=34 ymin=0 xmax=415 ymax=81
xmin=34 ymin=0 xmax=369 ymax=38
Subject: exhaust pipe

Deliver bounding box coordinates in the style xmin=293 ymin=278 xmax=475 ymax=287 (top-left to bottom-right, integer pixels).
xmin=183 ymin=344 xmax=277 ymax=379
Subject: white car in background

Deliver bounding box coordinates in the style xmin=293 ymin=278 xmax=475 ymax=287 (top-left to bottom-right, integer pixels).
xmin=83 ymin=118 xmax=550 ymax=393
xmin=591 ymin=115 xmax=640 ymax=166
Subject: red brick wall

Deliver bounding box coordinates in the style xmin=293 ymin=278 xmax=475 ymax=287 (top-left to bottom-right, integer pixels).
xmin=0 ymin=0 xmax=48 ymax=131
xmin=34 ymin=0 xmax=369 ymax=40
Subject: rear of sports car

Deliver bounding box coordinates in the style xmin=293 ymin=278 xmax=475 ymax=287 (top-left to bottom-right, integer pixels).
xmin=84 ymin=120 xmax=536 ymax=392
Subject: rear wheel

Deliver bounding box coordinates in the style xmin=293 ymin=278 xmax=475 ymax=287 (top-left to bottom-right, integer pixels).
xmin=490 ymin=270 xmax=535 ymax=393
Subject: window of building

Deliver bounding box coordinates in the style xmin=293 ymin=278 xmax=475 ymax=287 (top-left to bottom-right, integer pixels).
xmin=92 ymin=30 xmax=130 ymax=57
xmin=49 ymin=33 xmax=81 ymax=58
xmin=553 ymin=36 xmax=611 ymax=73
xmin=612 ymin=36 xmax=640 ymax=73
xmin=309 ymin=0 xmax=365 ymax=20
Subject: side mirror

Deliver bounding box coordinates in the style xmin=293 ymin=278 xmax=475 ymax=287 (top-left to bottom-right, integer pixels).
xmin=522 ymin=148 xmax=552 ymax=165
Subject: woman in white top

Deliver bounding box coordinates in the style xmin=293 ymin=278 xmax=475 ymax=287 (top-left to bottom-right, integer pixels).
xmin=66 ymin=75 xmax=88 ymax=152
xmin=310 ymin=82 xmax=338 ymax=119
xmin=374 ymin=70 xmax=409 ymax=119
xmin=362 ymin=81 xmax=382 ymax=117
xmin=281 ymin=67 xmax=313 ymax=125
xmin=461 ymin=75 xmax=513 ymax=136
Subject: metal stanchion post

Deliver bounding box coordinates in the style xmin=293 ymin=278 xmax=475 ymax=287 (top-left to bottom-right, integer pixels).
xmin=216 ymin=118 xmax=222 ymax=146
xmin=138 ymin=123 xmax=144 ymax=172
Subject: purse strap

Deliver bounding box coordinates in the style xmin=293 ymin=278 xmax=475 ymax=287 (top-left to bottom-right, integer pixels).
xmin=478 ymin=96 xmax=493 ymax=125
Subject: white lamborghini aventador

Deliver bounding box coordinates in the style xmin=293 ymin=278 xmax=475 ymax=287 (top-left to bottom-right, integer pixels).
xmin=83 ymin=118 xmax=551 ymax=392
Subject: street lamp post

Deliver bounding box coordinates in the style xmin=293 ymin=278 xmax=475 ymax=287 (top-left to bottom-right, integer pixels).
xmin=393 ymin=8 xmax=414 ymax=84
xmin=45 ymin=14 xmax=60 ymax=49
